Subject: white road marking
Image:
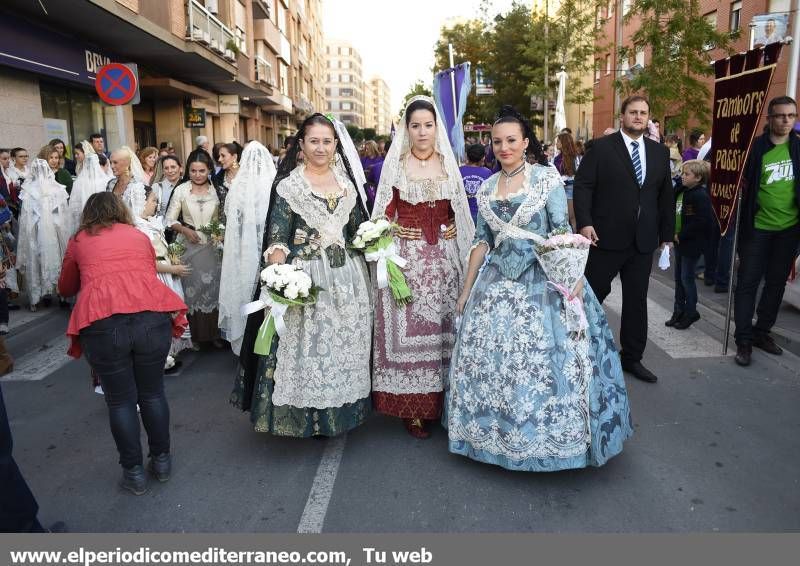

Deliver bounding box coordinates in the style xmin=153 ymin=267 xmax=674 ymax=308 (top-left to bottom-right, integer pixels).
xmin=297 ymin=434 xmax=347 ymax=533
xmin=603 ymin=279 xmax=732 ymax=358
xmin=1 ymin=335 xmax=73 ymax=382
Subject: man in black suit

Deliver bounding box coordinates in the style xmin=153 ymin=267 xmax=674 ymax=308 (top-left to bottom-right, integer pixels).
xmin=574 ymin=95 xmax=674 ymax=383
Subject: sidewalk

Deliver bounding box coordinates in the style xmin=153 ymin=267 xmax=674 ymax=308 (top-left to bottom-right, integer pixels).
xmin=650 ymin=261 xmax=800 ymax=357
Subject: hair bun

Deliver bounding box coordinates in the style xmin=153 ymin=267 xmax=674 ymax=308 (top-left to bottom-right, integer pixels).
xmin=496 ymin=105 xmax=525 ymax=122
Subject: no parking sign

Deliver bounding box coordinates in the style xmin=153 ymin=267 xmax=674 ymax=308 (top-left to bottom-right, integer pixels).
xmin=95 ymin=63 xmax=140 ymax=105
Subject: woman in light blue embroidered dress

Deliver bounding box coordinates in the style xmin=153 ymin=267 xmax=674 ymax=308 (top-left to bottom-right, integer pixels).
xmin=446 ymin=108 xmax=632 ymax=472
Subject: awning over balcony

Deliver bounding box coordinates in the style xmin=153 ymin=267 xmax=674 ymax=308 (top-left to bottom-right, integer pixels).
xmin=3 ymin=0 xmax=271 ymax=102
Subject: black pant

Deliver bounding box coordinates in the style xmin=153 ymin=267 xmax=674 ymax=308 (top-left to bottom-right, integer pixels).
xmin=80 ymin=312 xmax=173 ymax=469
xmin=734 ymin=224 xmax=800 ymax=345
xmin=585 ymin=245 xmax=653 ymax=364
xmin=0 ymin=383 xmax=45 ymax=532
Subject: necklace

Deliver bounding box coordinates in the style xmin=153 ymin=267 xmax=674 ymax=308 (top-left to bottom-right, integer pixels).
xmin=500 ymin=162 xmax=526 ymax=191
xmin=410 ymin=148 xmax=435 ymax=168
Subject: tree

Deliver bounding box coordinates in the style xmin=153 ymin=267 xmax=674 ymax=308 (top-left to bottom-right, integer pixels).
xmin=616 ymin=0 xmax=738 ymax=129
xmin=552 ymin=0 xmax=604 ymax=106
xmin=346 ymin=124 xmax=364 ymax=143
xmin=433 ymin=19 xmax=494 ymax=124
xmin=362 ymin=128 xmax=377 ymax=141
xmin=400 ymin=80 xmax=432 ymax=117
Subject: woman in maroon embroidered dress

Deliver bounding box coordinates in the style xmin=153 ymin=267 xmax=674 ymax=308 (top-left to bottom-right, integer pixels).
xmin=371 ymin=96 xmax=475 ymax=438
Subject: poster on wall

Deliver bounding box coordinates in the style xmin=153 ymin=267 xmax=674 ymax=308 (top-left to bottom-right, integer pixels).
xmin=43 ymin=118 xmax=71 ymax=158
xmin=751 ymin=13 xmax=790 ymax=47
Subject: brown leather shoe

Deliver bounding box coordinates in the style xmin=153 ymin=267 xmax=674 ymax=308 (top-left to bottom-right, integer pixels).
xmin=753 ymin=333 xmax=782 ymax=355
xmin=734 ymin=344 xmax=752 ymax=366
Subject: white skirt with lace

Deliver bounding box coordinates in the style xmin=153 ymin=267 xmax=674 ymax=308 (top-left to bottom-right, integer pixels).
xmin=272 ymin=251 xmax=373 ymax=409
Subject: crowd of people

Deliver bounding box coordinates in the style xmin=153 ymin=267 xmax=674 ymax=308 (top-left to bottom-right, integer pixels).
xmin=1 ymin=92 xmax=798 ymax=531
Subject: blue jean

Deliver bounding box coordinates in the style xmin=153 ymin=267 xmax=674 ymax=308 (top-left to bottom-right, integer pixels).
xmin=734 ymin=224 xmax=800 ymax=345
xmin=80 ymin=311 xmax=173 ymax=469
xmin=674 ymin=250 xmax=700 ymax=315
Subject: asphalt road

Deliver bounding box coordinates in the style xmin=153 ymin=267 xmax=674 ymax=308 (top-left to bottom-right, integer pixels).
xmin=3 ymin=274 xmax=799 ymax=533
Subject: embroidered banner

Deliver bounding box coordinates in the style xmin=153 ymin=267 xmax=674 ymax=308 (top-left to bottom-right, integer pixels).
xmin=710 ymin=43 xmax=782 ymax=235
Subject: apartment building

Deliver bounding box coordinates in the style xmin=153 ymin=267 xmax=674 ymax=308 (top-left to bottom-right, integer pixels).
xmin=593 ymin=0 xmax=799 ymax=137
xmin=0 ymin=0 xmax=323 ymax=158
xmin=324 ymin=39 xmax=366 ymax=127
xmin=365 ymin=77 xmax=392 ymax=136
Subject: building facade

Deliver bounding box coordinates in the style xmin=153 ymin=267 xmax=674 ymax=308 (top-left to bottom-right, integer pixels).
xmin=324 ymin=39 xmax=366 ymax=127
xmin=593 ymin=0 xmax=799 ymax=140
xmin=0 ymin=0 xmax=323 ymax=160
xmin=365 ymin=77 xmax=392 ymax=136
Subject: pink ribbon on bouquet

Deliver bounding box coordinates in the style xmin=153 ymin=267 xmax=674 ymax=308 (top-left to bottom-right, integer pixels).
xmin=548 ymin=281 xmax=588 ymax=332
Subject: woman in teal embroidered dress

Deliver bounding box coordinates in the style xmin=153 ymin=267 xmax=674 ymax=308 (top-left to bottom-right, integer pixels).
xmin=446 ymin=107 xmax=633 ymax=471
xmin=231 ymin=114 xmax=372 ymax=437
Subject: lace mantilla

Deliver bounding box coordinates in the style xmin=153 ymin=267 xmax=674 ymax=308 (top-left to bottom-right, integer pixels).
xmin=276 ymin=165 xmax=356 ymax=251
xmin=372 ymin=95 xmax=474 ymax=272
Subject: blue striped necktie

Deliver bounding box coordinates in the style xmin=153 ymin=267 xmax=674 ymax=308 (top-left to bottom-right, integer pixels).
xmin=631 ymin=140 xmax=643 ymax=186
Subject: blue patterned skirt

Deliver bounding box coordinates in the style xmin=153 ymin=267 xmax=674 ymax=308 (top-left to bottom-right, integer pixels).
xmin=446 ymin=260 xmax=633 ymax=471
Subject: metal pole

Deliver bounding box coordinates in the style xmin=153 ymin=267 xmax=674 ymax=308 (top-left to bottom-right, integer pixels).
xmin=613 ymin=0 xmax=623 ymax=129
xmin=543 ymin=0 xmax=549 ymax=143
xmin=722 ymin=189 xmax=744 ymax=355
xmin=787 ymin=1 xmax=800 ymax=98
xmin=448 ymin=43 xmax=457 ymax=119
xmin=115 ymin=104 xmax=127 ymax=150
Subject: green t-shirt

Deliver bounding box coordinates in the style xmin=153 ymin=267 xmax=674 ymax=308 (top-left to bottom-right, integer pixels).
xmin=755 ymin=142 xmax=799 ymax=230
xmin=675 ymin=192 xmax=684 ymax=234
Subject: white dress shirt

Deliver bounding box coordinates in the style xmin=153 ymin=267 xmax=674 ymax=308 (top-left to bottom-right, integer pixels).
xmin=620 ymin=129 xmax=647 ymax=185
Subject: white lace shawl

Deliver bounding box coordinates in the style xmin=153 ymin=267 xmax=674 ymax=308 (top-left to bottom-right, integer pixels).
xmin=372 ymin=95 xmax=475 ymax=271
xmin=274 ymin=164 xmax=357 ymax=252
xmin=218 ymin=141 xmax=277 ymax=355
xmin=68 ymin=141 xmax=111 ymax=236
xmin=16 ymin=159 xmax=69 ymax=303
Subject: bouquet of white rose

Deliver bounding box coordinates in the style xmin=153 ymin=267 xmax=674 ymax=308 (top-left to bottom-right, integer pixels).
xmin=352 ymin=219 xmax=412 ymax=306
xmin=241 ymin=263 xmax=320 ymax=355
xmin=534 ymin=227 xmax=592 ymax=334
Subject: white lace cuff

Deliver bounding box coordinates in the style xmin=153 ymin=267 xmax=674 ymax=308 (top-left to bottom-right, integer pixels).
xmin=264 ymin=243 xmax=290 ymax=259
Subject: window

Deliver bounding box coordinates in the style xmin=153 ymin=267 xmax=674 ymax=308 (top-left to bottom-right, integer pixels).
xmin=769 ymin=0 xmax=790 ymax=11
xmin=622 ymin=0 xmax=632 ymax=15
xmin=704 ymin=11 xmax=718 ymax=50
xmin=341 ymin=88 xmax=353 ymax=97
xmin=341 ymin=73 xmax=350 ymax=83
xmin=341 ymin=102 xmax=352 ymax=110
xmin=605 ymin=54 xmax=611 ymax=75
xmin=594 ymin=60 xmax=600 ymax=82
xmin=235 ymin=1 xmax=247 ymax=54
xmin=635 ymin=46 xmax=645 ymax=68
xmin=277 ymin=3 xmax=287 ymax=34
xmin=730 ymin=1 xmax=741 ymax=32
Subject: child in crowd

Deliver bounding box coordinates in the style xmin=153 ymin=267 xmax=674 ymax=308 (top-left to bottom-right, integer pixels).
xmin=666 ymin=160 xmax=714 ymax=330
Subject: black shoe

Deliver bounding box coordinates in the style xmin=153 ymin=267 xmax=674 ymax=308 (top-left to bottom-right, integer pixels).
xmin=59 ymin=299 xmax=70 ymax=310
xmin=753 ymin=333 xmax=783 ymax=355
xmin=164 ymin=360 xmax=183 ymax=375
xmin=120 ymin=465 xmax=147 ymax=495
xmin=665 ymin=311 xmax=683 ymax=327
xmin=735 ymin=344 xmax=752 ymax=366
xmin=148 ymin=453 xmax=171 ymax=483
xmin=621 ymin=360 xmax=658 ymax=383
xmin=41 ymin=297 xmax=52 ymax=308
xmin=674 ymin=311 xmax=700 ymax=329
xmin=713 ymin=286 xmax=728 ymax=294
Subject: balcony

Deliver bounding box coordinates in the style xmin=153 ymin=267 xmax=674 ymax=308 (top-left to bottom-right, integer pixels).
xmin=293 ymin=95 xmax=313 ymax=116
xmin=297 ymin=44 xmax=309 ymax=68
xmin=255 ymin=56 xmax=276 ymax=87
xmin=265 ymin=92 xmax=293 ymax=115
xmin=252 ymin=0 xmax=270 ymax=19
xmin=278 ymin=34 xmax=292 ymax=64
xmin=253 ymin=19 xmax=281 ymax=53
xmin=186 ymin=0 xmax=238 ymax=63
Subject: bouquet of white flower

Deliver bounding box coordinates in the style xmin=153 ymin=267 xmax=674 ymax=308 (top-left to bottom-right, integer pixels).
xmin=352 ymin=219 xmax=412 ymax=306
xmin=166 ymin=241 xmax=186 ymax=266
xmin=241 ymin=263 xmax=320 ymax=355
xmin=534 ymin=227 xmax=592 ymax=334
